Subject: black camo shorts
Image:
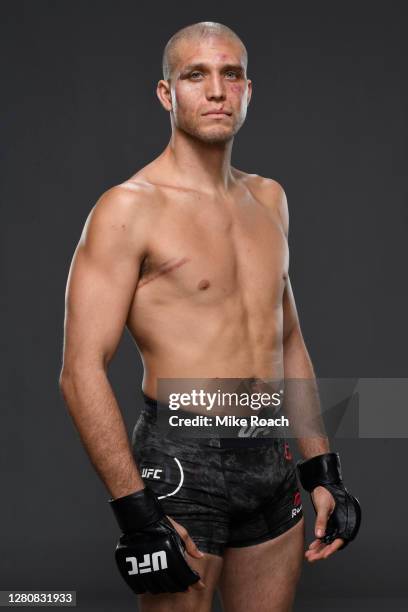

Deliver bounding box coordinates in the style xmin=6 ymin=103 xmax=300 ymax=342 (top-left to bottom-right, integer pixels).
xmin=131 ymin=391 xmax=304 ymax=557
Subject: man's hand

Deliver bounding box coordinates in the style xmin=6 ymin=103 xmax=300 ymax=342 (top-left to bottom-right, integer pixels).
xmin=110 ymin=487 xmax=205 ymax=594
xmin=297 ymin=452 xmax=362 ymax=561
xmin=305 ymin=486 xmax=344 ymax=562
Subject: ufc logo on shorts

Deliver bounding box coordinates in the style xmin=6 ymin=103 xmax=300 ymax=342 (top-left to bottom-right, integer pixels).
xmin=141 ymin=467 xmax=163 ymax=480
xmin=238 ymin=425 xmax=271 ymax=438
xmin=126 ymin=551 xmax=168 ymax=575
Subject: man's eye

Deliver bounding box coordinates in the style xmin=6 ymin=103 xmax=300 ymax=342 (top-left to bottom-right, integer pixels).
xmin=190 ymin=72 xmax=203 ymax=79
xmin=225 ymin=71 xmax=238 ymax=79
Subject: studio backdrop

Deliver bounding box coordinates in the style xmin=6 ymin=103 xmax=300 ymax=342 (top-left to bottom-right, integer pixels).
xmin=1 ymin=1 xmax=407 ymax=610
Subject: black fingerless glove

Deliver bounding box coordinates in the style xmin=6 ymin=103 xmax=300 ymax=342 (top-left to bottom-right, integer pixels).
xmin=296 ymin=452 xmax=361 ymax=549
xmin=109 ymin=486 xmax=200 ymax=594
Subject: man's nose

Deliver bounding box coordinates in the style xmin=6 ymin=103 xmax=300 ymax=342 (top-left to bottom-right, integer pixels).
xmin=205 ymin=75 xmax=226 ymax=100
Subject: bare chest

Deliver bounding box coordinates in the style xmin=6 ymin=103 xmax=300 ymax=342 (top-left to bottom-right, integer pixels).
xmin=136 ymin=189 xmax=288 ymax=307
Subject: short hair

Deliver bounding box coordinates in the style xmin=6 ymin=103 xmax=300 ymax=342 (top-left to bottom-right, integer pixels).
xmin=162 ymin=21 xmax=248 ymax=81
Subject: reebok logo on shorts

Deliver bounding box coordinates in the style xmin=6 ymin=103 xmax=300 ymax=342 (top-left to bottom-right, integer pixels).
xmin=291 ymin=490 xmax=302 ymax=518
xmin=284 ymin=442 xmax=292 ymax=460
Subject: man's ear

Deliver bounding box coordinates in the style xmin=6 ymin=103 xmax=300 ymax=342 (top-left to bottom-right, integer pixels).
xmin=247 ymin=79 xmax=253 ymax=106
xmin=156 ymin=79 xmax=173 ymax=112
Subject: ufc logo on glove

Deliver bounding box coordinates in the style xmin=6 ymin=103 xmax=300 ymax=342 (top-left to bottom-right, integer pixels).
xmin=126 ymin=550 xmax=168 ymax=575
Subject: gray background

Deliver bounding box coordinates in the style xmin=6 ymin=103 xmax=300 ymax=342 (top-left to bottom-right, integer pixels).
xmin=1 ymin=0 xmax=407 ymax=610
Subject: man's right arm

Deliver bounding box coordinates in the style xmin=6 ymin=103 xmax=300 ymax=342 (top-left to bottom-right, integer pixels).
xmin=59 ymin=185 xmax=149 ymax=499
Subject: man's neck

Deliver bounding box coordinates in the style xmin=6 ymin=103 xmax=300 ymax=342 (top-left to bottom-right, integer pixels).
xmin=160 ymin=129 xmax=236 ymax=197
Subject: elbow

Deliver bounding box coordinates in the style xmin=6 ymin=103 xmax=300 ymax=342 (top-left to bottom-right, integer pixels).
xmin=58 ymin=359 xmax=106 ymax=395
xmin=283 ymin=322 xmax=301 ymax=346
xmin=59 ymin=367 xmax=85 ymax=411
xmin=59 ymin=368 xmax=74 ymax=400
xmin=58 ymin=364 xmax=83 ymax=397
xmin=58 ymin=366 xmax=67 ymax=388
xmin=283 ymin=324 xmax=306 ymax=355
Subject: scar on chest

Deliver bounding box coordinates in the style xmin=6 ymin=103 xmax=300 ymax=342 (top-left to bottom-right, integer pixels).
xmin=137 ymin=256 xmax=191 ymax=288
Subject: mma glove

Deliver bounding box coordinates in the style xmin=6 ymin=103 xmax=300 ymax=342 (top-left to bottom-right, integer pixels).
xmin=109 ymin=486 xmax=200 ymax=594
xmin=296 ymin=452 xmax=361 ymax=549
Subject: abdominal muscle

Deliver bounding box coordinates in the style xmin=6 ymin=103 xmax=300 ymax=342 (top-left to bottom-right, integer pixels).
xmin=127 ymin=276 xmax=285 ymax=415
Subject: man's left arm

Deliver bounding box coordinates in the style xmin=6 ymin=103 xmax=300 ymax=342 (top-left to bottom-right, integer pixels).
xmin=274 ymin=184 xmax=329 ymax=458
xmin=278 ymin=186 xmax=361 ymax=560
xmin=282 ymin=275 xmax=330 ymax=459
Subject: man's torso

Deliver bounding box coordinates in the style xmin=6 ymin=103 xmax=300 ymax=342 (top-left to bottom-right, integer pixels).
xmin=119 ymin=166 xmax=289 ymax=401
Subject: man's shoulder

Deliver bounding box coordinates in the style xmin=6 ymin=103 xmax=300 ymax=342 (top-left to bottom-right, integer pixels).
xmin=235 ymin=170 xmax=287 ymax=208
xmin=234 ymin=170 xmax=289 ymax=234
xmin=89 ymin=178 xmax=162 ymax=223
xmin=235 ymin=169 xmax=285 ymax=197
xmin=78 ymin=180 xmax=162 ymax=253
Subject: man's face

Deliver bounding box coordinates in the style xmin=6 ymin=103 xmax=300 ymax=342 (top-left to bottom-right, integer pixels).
xmin=167 ymin=36 xmax=252 ymax=144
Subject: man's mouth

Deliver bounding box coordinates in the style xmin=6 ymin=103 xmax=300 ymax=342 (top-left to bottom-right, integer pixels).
xmin=202 ymin=110 xmax=232 ymax=116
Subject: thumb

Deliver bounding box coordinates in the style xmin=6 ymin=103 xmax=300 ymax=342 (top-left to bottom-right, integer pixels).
xmin=312 ymin=486 xmax=334 ymax=538
xmin=314 ymin=502 xmax=332 ymax=539
xmin=183 ymin=532 xmax=205 ymax=559
xmin=166 ymin=516 xmax=206 ymax=559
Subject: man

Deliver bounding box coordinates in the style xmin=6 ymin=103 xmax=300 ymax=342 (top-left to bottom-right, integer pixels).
xmin=59 ymin=21 xmax=360 ymax=612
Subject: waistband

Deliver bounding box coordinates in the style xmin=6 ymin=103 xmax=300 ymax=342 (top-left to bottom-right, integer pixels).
xmin=140 ymin=390 xmax=280 ymax=449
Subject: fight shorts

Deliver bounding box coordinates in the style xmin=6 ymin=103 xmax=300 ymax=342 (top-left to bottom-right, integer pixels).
xmin=131 ymin=391 xmax=304 ymax=557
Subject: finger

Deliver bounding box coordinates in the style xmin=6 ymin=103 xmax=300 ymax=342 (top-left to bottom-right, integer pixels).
xmin=306 ymin=538 xmax=344 ymax=562
xmin=314 ymin=510 xmax=331 ymax=539
xmin=306 ymin=539 xmax=326 ymax=557
xmin=306 ymin=547 xmax=328 ymax=562
xmin=191 ymin=579 xmax=206 ymax=591
xmin=319 ymin=538 xmax=344 ymax=558
xmin=305 ymin=541 xmax=325 ymax=560
xmin=167 ymin=517 xmax=206 ymax=559
xmin=307 ymin=538 xmax=322 ymax=550
xmin=183 ymin=533 xmax=205 ymax=559
xmin=307 ymin=540 xmax=322 ymax=552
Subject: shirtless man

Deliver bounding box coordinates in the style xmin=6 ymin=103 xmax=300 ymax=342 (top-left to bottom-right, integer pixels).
xmin=59 ymin=21 xmax=361 ymax=612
